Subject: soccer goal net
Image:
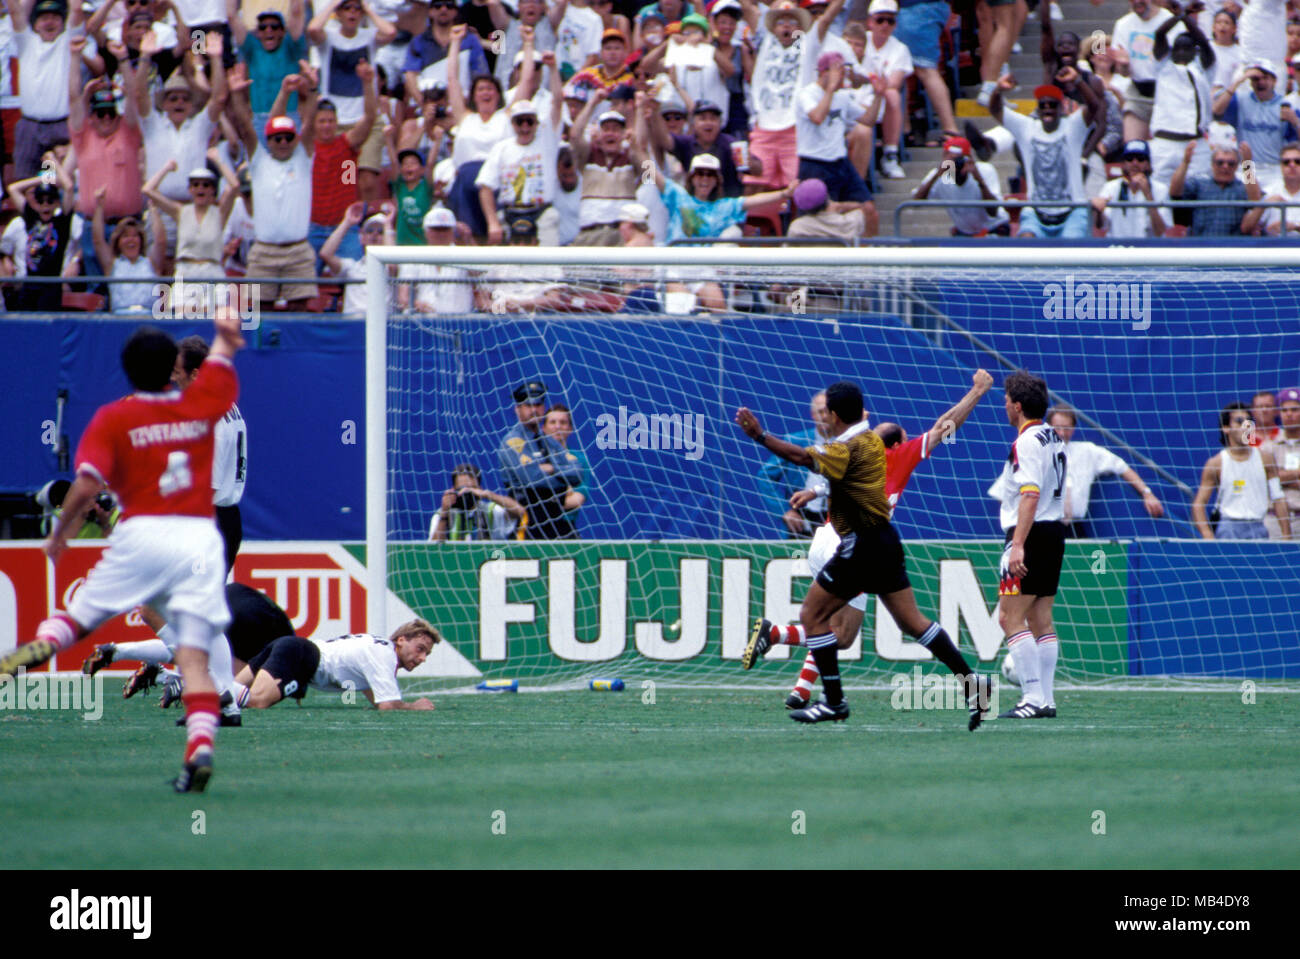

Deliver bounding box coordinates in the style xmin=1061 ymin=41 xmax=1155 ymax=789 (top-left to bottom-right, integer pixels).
xmin=364 ymin=246 xmax=1300 ymax=692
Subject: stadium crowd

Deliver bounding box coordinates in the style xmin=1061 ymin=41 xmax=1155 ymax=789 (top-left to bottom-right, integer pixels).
xmin=2 ymin=0 xmax=1300 ymax=313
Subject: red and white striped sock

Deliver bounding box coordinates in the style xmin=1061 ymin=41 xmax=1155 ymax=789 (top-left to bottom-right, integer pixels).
xmin=35 ymin=613 xmax=81 ymax=651
xmin=182 ymin=691 xmax=220 ymax=763
xmin=769 ymin=623 xmax=806 ymax=646
xmin=792 ymin=650 xmax=820 ymax=701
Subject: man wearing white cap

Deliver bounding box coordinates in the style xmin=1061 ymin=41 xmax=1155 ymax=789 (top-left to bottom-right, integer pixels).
xmin=321 ymin=201 xmax=393 ymax=314
xmin=477 ymin=51 xmax=565 ymax=244
xmin=1092 ymin=140 xmax=1171 ymax=238
xmin=1213 ymin=59 xmax=1300 ymax=186
xmin=854 ymin=0 xmax=913 ymax=179
xmin=397 ymin=205 xmax=476 ymax=312
xmin=569 ymin=84 xmax=648 ymax=245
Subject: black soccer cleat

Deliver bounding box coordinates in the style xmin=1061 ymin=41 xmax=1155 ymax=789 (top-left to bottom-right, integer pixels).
xmin=967 ymin=674 xmax=992 ymax=731
xmin=742 ymin=617 xmax=772 ymax=670
xmin=172 ymin=747 xmax=213 ymax=794
xmin=122 ymin=663 xmax=160 ymax=699
xmin=177 ymin=712 xmax=243 ymax=728
xmin=83 ymin=643 xmax=116 ymax=676
xmin=1038 ymin=705 xmax=1057 ymax=718
xmin=0 ymin=639 xmax=56 ymax=678
xmin=785 ymin=692 xmax=809 ymax=710
xmin=998 ymin=700 xmax=1050 ymax=719
xmin=789 ymin=698 xmax=850 ymax=724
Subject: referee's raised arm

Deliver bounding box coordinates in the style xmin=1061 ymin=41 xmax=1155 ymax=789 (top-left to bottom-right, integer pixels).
xmin=735 ymin=407 xmax=815 ymax=466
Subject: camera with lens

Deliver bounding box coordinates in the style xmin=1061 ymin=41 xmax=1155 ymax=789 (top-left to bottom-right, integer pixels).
xmin=454 ymin=490 xmax=479 ymax=512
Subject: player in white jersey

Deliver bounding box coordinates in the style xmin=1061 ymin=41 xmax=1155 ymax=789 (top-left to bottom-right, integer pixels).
xmin=1191 ymin=402 xmax=1292 ymax=540
xmin=175 ymin=336 xmax=247 ymax=572
xmin=994 ymin=371 xmax=1067 ymax=720
xmin=228 ymin=619 xmax=440 ymax=710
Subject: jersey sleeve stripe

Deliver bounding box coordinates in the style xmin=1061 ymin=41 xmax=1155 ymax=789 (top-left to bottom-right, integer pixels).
xmin=1019 ymin=484 xmax=1040 ymax=494
xmin=76 ymin=463 xmax=107 ymax=485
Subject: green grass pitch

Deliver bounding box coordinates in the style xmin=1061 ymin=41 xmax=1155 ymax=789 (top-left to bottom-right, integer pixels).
xmin=2 ymin=686 xmax=1297 ymax=869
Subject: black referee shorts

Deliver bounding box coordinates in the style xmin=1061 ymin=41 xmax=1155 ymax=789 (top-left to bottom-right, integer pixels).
xmin=1000 ymin=521 xmax=1067 ymax=598
xmin=815 ymin=522 xmax=910 ymax=600
xmin=247 ymin=636 xmax=320 ymax=701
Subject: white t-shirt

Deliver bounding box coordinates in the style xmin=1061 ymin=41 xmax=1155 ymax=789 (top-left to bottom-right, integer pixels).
xmin=213 ymin=405 xmax=247 ymax=507
xmin=401 ymin=261 xmax=475 ymax=313
xmin=993 ymin=422 xmax=1067 ymax=530
xmin=143 ymin=109 xmax=215 ymax=202
xmin=918 ymin=160 xmax=1008 ymax=234
xmin=555 ymin=4 xmax=602 ymax=79
xmin=859 ymin=33 xmax=913 ymax=85
xmin=552 ymin=176 xmax=582 ymax=245
xmin=169 ymin=0 xmax=223 ymax=25
xmin=1112 ymin=9 xmax=1181 ymax=85
xmin=1059 ymin=440 xmax=1129 ymax=519
xmin=250 ymin=144 xmax=313 ymax=243
xmin=1260 ymin=180 xmax=1300 ymax=234
xmin=336 ymin=255 xmax=368 ymax=313
xmin=1098 ymin=176 xmax=1172 ymax=237
xmin=795 ymin=82 xmax=865 ymax=161
xmin=1150 ymin=56 xmax=1211 ymax=136
xmin=1237 ymin=0 xmax=1286 ymax=76
xmin=750 ymin=31 xmax=804 ymax=131
xmin=1209 ymin=41 xmax=1244 ymax=92
xmin=451 ymin=110 xmax=511 ymax=169
xmin=310 ymin=633 xmax=403 ymax=703
xmin=0 ymin=15 xmax=22 ymax=110
xmin=316 ymin=22 xmax=378 ymax=126
xmin=1216 ymin=447 xmax=1271 ymax=520
xmin=12 ymin=26 xmax=75 ymax=119
xmin=1000 ymin=107 xmax=1089 ymax=214
xmin=665 ymin=39 xmax=729 ymax=127
xmin=476 ymin=125 xmax=560 ymax=207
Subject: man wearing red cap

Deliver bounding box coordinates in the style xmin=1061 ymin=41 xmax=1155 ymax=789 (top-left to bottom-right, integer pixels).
xmin=228 ymin=69 xmax=320 ymax=309
xmin=911 ymin=135 xmax=1009 ymax=236
xmin=988 ymin=71 xmax=1098 ymax=238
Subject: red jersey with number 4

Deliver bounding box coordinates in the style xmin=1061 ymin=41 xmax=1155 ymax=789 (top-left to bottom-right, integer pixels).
xmin=885 ymin=433 xmax=931 ymax=512
xmin=75 ymin=357 xmax=238 ymax=520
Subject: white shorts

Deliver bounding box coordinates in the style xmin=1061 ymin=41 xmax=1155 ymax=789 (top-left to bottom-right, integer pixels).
xmin=808 ymin=524 xmax=868 ymax=612
xmin=67 ymin=516 xmax=231 ymax=645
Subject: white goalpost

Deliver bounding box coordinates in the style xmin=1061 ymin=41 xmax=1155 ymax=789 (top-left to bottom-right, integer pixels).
xmin=365 ymin=245 xmax=1300 ymax=691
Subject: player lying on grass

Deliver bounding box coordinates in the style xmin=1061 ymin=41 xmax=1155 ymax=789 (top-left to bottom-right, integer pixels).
xmin=765 ymin=369 xmax=995 ymax=710
xmin=226 ymin=619 xmax=441 ymax=711
xmin=83 ymin=582 xmax=296 ymax=725
xmin=736 ymin=380 xmax=993 ymax=728
xmin=0 ymin=311 xmax=244 ymax=793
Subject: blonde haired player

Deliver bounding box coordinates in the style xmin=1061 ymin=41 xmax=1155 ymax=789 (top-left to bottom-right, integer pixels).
xmin=0 ymin=310 xmax=245 ymax=791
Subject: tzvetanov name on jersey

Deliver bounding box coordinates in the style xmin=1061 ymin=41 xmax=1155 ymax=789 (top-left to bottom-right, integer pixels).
xmin=127 ymin=420 xmax=210 ymax=448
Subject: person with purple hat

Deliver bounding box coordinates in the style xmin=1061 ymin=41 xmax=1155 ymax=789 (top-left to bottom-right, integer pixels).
xmin=786 ymin=176 xmax=870 ymax=240
xmin=794 ymin=49 xmax=878 ymax=235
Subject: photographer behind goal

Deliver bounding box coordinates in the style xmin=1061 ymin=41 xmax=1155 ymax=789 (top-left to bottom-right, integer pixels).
xmin=428 ymin=464 xmax=527 ymax=541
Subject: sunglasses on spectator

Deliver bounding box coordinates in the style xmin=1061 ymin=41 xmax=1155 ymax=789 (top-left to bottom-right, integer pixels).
xmin=692 ymin=169 xmax=719 ymax=177
xmin=429 ymin=1 xmax=457 ymax=8
xmin=1212 ymin=158 xmax=1237 ymax=166
xmin=125 ymin=0 xmax=150 ymax=6
xmin=872 ymin=15 xmax=896 ymax=23
xmin=1282 ymin=158 xmax=1300 ymax=166
xmin=512 ymin=117 xmax=537 ymax=127
xmin=362 ymin=224 xmax=385 ymax=234
xmin=257 ymin=22 xmax=284 ymax=31
xmin=93 ymin=108 xmax=117 ymax=118
xmin=269 ymin=133 xmax=296 ymax=143
xmin=663 ymin=112 xmax=686 ymax=121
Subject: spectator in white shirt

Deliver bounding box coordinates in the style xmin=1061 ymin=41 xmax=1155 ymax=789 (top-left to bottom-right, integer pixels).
xmin=1243 ymin=140 xmax=1300 ymax=234
xmin=9 ymin=0 xmax=86 ymax=180
xmin=1047 ymin=404 xmax=1164 ymax=538
xmin=848 ymin=0 xmax=913 ymax=180
xmin=739 ymin=0 xmax=814 ymax=190
xmin=912 ymin=136 xmax=1009 ymax=236
xmin=320 ymin=201 xmax=393 ymax=314
xmin=988 ymin=71 xmax=1099 ymax=238
xmin=1209 ymin=8 xmax=1243 ymax=92
xmin=399 ymin=205 xmax=476 ymax=312
xmin=795 ymin=50 xmax=879 ymax=235
xmin=1111 ymin=0 xmax=1182 ymax=140
xmin=1149 ymin=8 xmax=1216 ymax=186
xmin=1093 ymin=138 xmax=1172 ymax=236
xmin=478 ymin=90 xmax=564 ymax=245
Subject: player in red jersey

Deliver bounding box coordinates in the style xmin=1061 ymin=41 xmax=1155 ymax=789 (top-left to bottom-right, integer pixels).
xmin=759 ymin=370 xmax=995 ymax=710
xmin=0 ymin=310 xmax=245 ymax=792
